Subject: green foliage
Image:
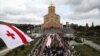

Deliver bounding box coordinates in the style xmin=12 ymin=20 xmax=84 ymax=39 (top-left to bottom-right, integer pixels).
xmin=5 ymin=45 xmax=29 ymax=56
xmin=74 ymin=44 xmax=100 ymax=56
xmin=74 ymin=25 xmax=100 ymax=44
xmin=0 ymin=38 xmax=6 ymax=50
xmin=15 ymin=24 xmax=34 ymax=33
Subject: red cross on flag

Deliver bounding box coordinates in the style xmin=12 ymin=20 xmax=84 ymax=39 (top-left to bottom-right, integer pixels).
xmin=0 ymin=24 xmax=33 ymax=49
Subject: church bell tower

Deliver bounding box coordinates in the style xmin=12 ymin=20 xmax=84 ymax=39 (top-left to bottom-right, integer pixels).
xmin=42 ymin=2 xmax=62 ymax=29
xmin=48 ymin=4 xmax=55 ymax=14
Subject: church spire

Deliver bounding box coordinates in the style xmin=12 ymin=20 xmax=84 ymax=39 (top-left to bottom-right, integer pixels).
xmin=50 ymin=0 xmax=54 ymax=6
xmin=48 ymin=0 xmax=55 ymax=14
xmin=91 ymin=21 xmax=94 ymax=27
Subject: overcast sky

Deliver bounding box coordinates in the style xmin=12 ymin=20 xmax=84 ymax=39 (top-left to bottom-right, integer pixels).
xmin=0 ymin=0 xmax=100 ymax=26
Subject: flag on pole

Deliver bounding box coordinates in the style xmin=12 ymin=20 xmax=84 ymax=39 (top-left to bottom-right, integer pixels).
xmin=0 ymin=24 xmax=33 ymax=49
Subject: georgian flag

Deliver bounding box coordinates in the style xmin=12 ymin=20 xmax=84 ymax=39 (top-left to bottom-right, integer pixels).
xmin=0 ymin=24 xmax=33 ymax=49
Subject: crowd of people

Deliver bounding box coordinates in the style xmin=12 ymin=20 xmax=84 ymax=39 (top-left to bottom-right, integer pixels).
xmin=28 ymin=33 xmax=80 ymax=56
xmin=42 ymin=34 xmax=72 ymax=56
xmin=43 ymin=45 xmax=68 ymax=56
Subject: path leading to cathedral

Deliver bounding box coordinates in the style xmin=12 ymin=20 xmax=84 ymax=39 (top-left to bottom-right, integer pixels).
xmin=28 ymin=33 xmax=76 ymax=56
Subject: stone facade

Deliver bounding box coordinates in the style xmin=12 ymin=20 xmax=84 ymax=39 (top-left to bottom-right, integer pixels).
xmin=42 ymin=4 xmax=62 ymax=29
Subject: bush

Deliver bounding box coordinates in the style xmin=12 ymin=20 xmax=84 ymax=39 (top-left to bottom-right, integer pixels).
xmin=74 ymin=44 xmax=100 ymax=56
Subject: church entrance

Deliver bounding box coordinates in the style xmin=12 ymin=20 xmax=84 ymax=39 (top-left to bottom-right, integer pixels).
xmin=50 ymin=26 xmax=55 ymax=29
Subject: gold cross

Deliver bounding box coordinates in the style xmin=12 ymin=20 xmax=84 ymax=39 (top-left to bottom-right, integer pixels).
xmin=50 ymin=0 xmax=54 ymax=6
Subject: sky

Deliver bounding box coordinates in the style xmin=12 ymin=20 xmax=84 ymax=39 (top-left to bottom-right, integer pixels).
xmin=0 ymin=0 xmax=100 ymax=26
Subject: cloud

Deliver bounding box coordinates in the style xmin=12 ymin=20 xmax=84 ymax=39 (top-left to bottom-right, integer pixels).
xmin=60 ymin=0 xmax=100 ymax=22
xmin=64 ymin=0 xmax=100 ymax=12
xmin=66 ymin=8 xmax=100 ymax=19
xmin=65 ymin=0 xmax=82 ymax=5
xmin=0 ymin=0 xmax=46 ymax=24
xmin=0 ymin=0 xmax=100 ymax=25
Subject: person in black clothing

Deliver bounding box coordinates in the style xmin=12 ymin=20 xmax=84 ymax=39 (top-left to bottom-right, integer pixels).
xmin=44 ymin=46 xmax=51 ymax=56
xmin=51 ymin=46 xmax=57 ymax=56
xmin=56 ymin=45 xmax=64 ymax=56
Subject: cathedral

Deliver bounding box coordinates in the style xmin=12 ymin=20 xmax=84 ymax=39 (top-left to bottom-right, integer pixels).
xmin=42 ymin=3 xmax=62 ymax=29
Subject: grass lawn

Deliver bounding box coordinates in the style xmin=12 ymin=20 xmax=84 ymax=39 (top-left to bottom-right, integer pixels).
xmin=74 ymin=44 xmax=100 ymax=56
xmin=5 ymin=45 xmax=30 ymax=56
xmin=83 ymin=36 xmax=100 ymax=44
